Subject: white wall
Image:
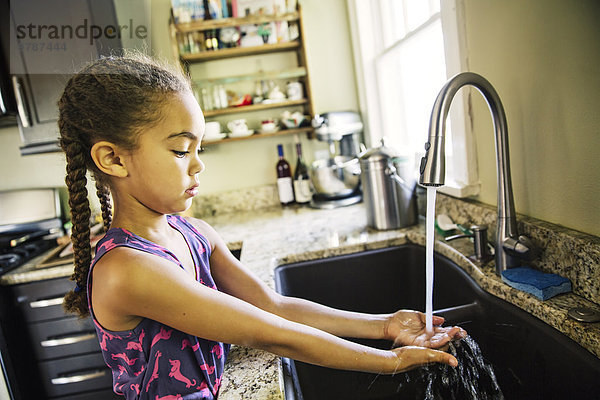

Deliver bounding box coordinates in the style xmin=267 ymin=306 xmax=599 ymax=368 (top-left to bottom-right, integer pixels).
xmin=0 ymin=125 xmax=66 ymax=190
xmin=463 ymin=0 xmax=600 ymax=235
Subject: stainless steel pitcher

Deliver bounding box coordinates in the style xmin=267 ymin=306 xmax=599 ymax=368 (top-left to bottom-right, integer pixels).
xmin=359 ymin=139 xmax=418 ymax=230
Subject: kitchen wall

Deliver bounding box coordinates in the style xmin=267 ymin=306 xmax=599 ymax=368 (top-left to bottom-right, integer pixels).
xmin=148 ymin=0 xmax=359 ymax=197
xmin=0 ymin=0 xmax=358 ymax=206
xmin=0 ymin=0 xmax=598 ymax=237
xmin=462 ymin=0 xmax=600 ymax=236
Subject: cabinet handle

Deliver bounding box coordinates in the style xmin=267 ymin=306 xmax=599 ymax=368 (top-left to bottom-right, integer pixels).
xmin=0 ymin=85 xmax=7 ymax=115
xmin=51 ymin=369 xmax=108 ymax=385
xmin=29 ymin=296 xmax=64 ymax=309
xmin=11 ymin=76 xmax=31 ymax=128
xmin=41 ymin=332 xmax=97 ymax=347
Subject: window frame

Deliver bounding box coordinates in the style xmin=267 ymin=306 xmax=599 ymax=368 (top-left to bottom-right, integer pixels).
xmin=347 ymin=0 xmax=480 ymax=197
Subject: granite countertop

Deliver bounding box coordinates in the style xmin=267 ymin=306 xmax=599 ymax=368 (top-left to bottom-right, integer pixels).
xmin=3 ymin=202 xmax=599 ymax=400
xmin=201 ymin=203 xmax=600 ymax=400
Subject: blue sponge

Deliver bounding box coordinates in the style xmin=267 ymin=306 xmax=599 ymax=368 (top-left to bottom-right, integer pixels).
xmin=501 ymin=267 xmax=571 ymax=301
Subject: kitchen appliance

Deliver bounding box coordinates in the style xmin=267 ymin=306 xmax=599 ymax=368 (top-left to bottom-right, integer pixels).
xmin=309 ymin=111 xmax=364 ymax=209
xmin=0 ymin=1 xmax=17 ymax=128
xmin=2 ymin=0 xmax=126 ymax=155
xmin=0 ymin=189 xmax=63 ymax=276
xmin=359 ymin=139 xmax=418 ymax=230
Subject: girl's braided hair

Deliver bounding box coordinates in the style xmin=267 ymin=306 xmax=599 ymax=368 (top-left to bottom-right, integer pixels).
xmin=58 ymin=53 xmax=191 ymax=317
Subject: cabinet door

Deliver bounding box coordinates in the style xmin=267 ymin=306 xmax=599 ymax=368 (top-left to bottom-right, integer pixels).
xmin=38 ymin=352 xmax=112 ymax=398
xmin=28 ymin=316 xmax=99 ymax=360
xmin=11 ymin=276 xmax=73 ymax=322
xmin=55 ymin=388 xmax=122 ymax=400
xmin=8 ymin=0 xmax=121 ymax=153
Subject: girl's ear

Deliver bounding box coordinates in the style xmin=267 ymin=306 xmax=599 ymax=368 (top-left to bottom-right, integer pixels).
xmin=90 ymin=141 xmax=129 ymax=178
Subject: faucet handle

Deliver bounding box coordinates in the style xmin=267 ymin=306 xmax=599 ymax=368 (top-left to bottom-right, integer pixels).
xmin=503 ymin=235 xmax=535 ymax=260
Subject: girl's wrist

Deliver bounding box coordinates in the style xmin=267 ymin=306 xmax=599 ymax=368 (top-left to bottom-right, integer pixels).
xmin=380 ymin=313 xmax=396 ymax=341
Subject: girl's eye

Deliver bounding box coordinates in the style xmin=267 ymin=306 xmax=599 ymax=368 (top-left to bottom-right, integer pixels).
xmin=172 ymin=150 xmax=189 ymax=158
xmin=197 ymin=146 xmax=205 ymax=154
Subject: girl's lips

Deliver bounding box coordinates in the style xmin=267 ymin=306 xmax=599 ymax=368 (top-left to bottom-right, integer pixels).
xmin=185 ymin=184 xmax=199 ymax=197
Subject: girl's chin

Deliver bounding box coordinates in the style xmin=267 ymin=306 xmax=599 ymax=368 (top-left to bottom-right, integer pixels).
xmin=158 ymin=199 xmax=194 ymax=216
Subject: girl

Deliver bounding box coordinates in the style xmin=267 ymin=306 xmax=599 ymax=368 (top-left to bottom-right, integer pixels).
xmin=59 ymin=54 xmax=465 ymax=399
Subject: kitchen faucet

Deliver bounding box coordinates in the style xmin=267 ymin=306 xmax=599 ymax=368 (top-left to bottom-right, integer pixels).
xmin=418 ymin=72 xmax=534 ymax=275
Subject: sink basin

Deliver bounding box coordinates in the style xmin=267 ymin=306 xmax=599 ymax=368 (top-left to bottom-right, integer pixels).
xmin=274 ymin=244 xmax=600 ymax=400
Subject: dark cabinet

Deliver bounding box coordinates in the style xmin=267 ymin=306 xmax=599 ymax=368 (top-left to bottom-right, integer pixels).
xmin=6 ymin=276 xmax=120 ymax=399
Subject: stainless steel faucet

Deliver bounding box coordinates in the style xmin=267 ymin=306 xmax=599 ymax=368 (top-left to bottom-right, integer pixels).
xmin=418 ymin=72 xmax=533 ymax=275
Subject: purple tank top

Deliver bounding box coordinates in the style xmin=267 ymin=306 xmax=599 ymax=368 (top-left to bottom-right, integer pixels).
xmin=87 ymin=215 xmax=229 ymax=399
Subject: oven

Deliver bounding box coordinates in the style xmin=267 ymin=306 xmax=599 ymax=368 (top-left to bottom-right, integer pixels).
xmin=0 ymin=189 xmax=120 ymax=399
xmin=0 ymin=189 xmax=64 ymax=275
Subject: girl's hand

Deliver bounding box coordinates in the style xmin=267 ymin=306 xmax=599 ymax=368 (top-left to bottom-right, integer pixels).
xmin=388 ymin=345 xmax=458 ymax=373
xmin=384 ymin=310 xmax=467 ymax=349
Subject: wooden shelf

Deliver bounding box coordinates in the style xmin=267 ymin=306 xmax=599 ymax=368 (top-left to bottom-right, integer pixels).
xmin=203 ymin=99 xmax=307 ymax=117
xmin=193 ymin=66 xmax=306 ymax=87
xmin=174 ymin=12 xmax=299 ymax=33
xmin=181 ymin=41 xmax=300 ymax=62
xmin=204 ymin=127 xmax=312 ymax=146
xmin=169 ymin=4 xmax=314 ymax=147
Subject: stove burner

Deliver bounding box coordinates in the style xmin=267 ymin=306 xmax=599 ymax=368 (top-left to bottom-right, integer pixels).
xmin=0 ymin=254 xmax=21 ymax=269
xmin=0 ymin=239 xmax=57 ymax=275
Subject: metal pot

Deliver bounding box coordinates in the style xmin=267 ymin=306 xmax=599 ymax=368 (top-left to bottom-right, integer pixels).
xmin=359 ymin=140 xmax=418 ymax=230
xmin=309 ymin=156 xmax=361 ymax=198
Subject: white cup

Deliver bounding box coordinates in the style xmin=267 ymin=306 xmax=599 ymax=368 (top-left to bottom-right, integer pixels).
xmin=227 ymin=119 xmax=248 ymax=135
xmin=204 ymin=121 xmax=221 ymax=138
xmin=261 ymin=119 xmax=277 ymax=133
xmin=286 ymin=81 xmax=303 ymax=100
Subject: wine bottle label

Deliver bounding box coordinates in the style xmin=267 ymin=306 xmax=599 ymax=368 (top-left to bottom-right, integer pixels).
xmin=293 ymin=179 xmax=312 ymax=203
xmin=277 ymin=177 xmax=295 ymax=203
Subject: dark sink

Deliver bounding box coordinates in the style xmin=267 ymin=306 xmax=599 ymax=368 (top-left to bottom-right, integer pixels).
xmin=274 ymin=244 xmax=600 ymax=400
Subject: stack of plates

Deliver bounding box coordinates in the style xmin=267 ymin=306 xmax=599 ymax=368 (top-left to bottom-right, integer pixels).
xmin=204 ymin=132 xmax=227 ymax=141
xmin=228 ymin=130 xmax=254 ymax=138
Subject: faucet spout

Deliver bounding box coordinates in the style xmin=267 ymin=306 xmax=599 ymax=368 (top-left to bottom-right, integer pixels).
xmin=419 ymin=72 xmax=531 ymax=274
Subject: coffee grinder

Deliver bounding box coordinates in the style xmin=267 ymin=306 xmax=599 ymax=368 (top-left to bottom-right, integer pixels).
xmin=309 ymin=111 xmax=364 ymax=209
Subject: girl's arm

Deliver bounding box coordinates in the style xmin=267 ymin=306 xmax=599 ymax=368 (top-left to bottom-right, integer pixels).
xmin=91 ymin=247 xmax=457 ymax=374
xmin=190 ymin=218 xmax=464 ymax=347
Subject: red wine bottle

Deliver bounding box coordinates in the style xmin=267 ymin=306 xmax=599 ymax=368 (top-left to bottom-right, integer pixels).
xmin=293 ymin=143 xmax=311 ymax=204
xmin=276 ymin=144 xmax=295 ymax=206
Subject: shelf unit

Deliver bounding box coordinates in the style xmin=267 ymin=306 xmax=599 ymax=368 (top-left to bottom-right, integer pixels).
xmin=182 ymin=41 xmax=300 ymax=62
xmin=203 ymin=126 xmax=312 ymax=145
xmin=203 ymin=98 xmax=307 ymax=117
xmin=169 ymin=6 xmax=314 ymax=146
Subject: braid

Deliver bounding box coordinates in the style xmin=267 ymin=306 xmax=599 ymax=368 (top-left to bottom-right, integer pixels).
xmin=95 ymin=180 xmax=112 ymax=232
xmin=57 ymin=53 xmax=191 ymax=317
xmin=60 ymin=131 xmax=92 ymax=317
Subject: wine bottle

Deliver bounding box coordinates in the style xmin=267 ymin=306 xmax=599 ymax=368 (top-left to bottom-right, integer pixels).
xmin=276 ymin=144 xmax=295 ymax=206
xmin=293 ymin=143 xmax=312 ymax=204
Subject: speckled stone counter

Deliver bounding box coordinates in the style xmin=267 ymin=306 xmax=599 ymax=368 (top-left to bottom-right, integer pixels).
xmin=201 ymin=202 xmax=600 ymax=399
xmin=2 ymin=193 xmax=599 ymax=400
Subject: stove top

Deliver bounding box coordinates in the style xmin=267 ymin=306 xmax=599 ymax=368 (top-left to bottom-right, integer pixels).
xmin=0 ymin=239 xmax=58 ymax=275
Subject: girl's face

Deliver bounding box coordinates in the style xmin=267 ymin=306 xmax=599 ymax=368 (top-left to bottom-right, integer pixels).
xmin=122 ymin=91 xmax=206 ymax=215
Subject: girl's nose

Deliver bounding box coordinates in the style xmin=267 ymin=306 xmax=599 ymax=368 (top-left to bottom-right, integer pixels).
xmin=191 ymin=154 xmax=205 ymax=175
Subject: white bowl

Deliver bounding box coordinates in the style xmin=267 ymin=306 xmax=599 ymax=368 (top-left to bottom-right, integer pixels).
xmin=228 ymin=129 xmax=254 ymax=138
xmin=204 ymin=132 xmax=227 ymax=141
xmin=282 ymin=117 xmax=306 ymax=129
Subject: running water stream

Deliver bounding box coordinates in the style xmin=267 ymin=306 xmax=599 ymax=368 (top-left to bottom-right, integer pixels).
xmin=411 ymin=186 xmax=504 ymax=399
xmin=425 ymin=186 xmax=437 ymax=333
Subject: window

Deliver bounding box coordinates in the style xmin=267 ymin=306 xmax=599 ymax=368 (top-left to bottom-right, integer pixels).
xmin=348 ymin=0 xmax=479 ymax=197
